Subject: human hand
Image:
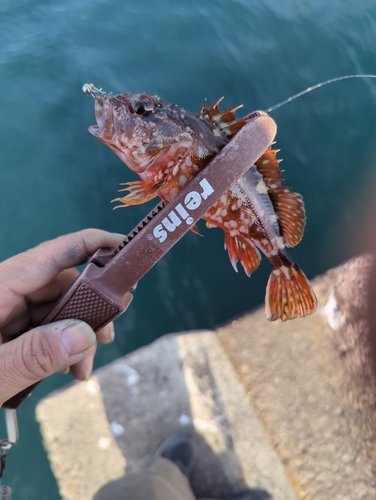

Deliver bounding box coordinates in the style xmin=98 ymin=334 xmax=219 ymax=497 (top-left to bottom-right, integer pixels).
xmin=0 ymin=229 xmax=125 ymax=407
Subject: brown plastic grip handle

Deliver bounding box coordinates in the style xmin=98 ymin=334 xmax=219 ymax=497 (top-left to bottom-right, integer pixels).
xmin=1 ymin=274 xmax=133 ymax=408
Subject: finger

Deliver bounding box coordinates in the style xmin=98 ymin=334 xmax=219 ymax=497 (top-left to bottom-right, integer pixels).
xmin=28 ymin=268 xmax=80 ymax=326
xmin=69 ymin=344 xmax=97 ymax=381
xmin=96 ymin=321 xmax=115 ymax=344
xmin=0 ymin=229 xmax=125 ymax=297
xmin=0 ymin=269 xmax=81 ymax=340
xmin=27 ymin=268 xmax=80 ymax=305
xmin=1 ymin=308 xmax=114 ymax=348
xmin=0 ymin=320 xmax=96 ymax=406
xmin=63 ymin=322 xmax=114 ymax=380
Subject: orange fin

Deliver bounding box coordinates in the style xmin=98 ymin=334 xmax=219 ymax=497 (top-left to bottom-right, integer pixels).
xmin=265 ymin=263 xmax=317 ymax=321
xmin=112 ymin=180 xmax=161 ymax=208
xmin=212 ymin=105 xmax=244 ymax=124
xmin=224 ymin=234 xmax=261 ymax=277
xmin=201 ymin=98 xmax=248 ymax=139
xmin=206 ymin=97 xmax=225 ymax=118
xmin=219 ymin=119 xmax=248 ymax=138
xmin=191 ymin=224 xmax=203 ymax=236
xmin=255 ymin=148 xmax=306 ymax=247
xmin=271 ymin=190 xmax=305 ymax=247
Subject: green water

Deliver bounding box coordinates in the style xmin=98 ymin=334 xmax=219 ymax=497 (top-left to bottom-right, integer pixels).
xmin=1 ymin=0 xmax=376 ymax=497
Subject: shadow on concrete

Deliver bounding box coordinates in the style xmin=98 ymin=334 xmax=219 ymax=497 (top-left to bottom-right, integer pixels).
xmin=94 ymin=334 xmax=273 ymax=500
xmin=223 ymin=490 xmax=272 ymax=500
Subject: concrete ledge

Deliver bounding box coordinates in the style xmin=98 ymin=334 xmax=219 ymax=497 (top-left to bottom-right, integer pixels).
xmin=36 ymin=255 xmax=376 ymax=500
xmin=218 ymin=255 xmax=376 ymax=500
xmin=37 ymin=332 xmax=298 ymax=500
xmin=36 ymin=375 xmax=126 ymax=499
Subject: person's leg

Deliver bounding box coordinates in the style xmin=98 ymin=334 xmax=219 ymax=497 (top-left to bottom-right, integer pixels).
xmin=94 ymin=433 xmax=204 ymax=500
xmin=94 ymin=456 xmax=197 ymax=500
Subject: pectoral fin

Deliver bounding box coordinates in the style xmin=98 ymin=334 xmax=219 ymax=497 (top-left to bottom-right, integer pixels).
xmin=112 ymin=180 xmax=163 ymax=208
xmin=255 ymin=147 xmax=306 ymax=247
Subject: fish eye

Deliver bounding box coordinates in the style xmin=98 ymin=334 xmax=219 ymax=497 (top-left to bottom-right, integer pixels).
xmin=130 ymin=94 xmax=155 ymax=116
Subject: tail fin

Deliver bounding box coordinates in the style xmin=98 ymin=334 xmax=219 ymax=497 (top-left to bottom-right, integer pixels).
xmin=224 ymin=234 xmax=261 ymax=277
xmin=265 ymin=262 xmax=317 ymax=321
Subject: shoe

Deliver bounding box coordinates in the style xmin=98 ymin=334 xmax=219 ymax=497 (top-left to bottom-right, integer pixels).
xmin=155 ymin=432 xmax=194 ymax=478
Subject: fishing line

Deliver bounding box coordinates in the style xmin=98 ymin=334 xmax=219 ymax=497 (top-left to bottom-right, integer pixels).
xmin=265 ymin=74 xmax=376 ymax=113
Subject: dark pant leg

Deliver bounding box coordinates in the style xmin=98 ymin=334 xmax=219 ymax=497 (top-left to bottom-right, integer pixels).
xmin=93 ymin=456 xmax=199 ymax=500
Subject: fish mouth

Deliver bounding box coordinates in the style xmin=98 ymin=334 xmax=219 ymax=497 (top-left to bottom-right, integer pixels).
xmin=87 ymin=95 xmax=118 ymax=139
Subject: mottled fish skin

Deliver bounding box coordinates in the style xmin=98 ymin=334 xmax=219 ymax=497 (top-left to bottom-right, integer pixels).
xmin=88 ymin=91 xmax=317 ymax=321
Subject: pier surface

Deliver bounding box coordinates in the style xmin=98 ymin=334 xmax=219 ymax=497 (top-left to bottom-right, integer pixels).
xmin=36 ymin=255 xmax=376 ymax=500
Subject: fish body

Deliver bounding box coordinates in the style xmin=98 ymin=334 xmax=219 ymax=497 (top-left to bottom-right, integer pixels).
xmin=88 ymin=90 xmax=317 ymax=321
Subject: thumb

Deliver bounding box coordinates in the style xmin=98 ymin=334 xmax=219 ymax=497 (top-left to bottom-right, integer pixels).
xmin=0 ymin=320 xmax=96 ymax=406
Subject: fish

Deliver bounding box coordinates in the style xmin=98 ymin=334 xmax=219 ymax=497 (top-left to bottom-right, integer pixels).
xmin=85 ymin=85 xmax=317 ymax=321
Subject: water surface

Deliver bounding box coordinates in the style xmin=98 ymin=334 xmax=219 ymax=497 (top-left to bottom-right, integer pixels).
xmin=1 ymin=1 xmax=376 ymax=497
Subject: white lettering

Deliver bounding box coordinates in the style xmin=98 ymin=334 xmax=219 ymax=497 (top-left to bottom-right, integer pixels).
xmin=153 ymin=224 xmax=167 ymax=243
xmin=185 ymin=191 xmax=201 ymax=210
xmin=199 ymin=178 xmax=214 ymax=199
xmin=151 ymin=178 xmax=215 ymax=242
xmin=175 ymin=203 xmax=189 ymax=220
xmin=162 ymin=211 xmax=182 ymax=231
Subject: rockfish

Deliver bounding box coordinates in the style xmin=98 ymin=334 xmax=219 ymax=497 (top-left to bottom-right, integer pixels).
xmin=85 ymin=85 xmax=317 ymax=321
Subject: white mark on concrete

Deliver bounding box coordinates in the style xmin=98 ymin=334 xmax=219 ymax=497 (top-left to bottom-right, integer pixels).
xmin=179 ymin=414 xmax=193 ymax=427
xmin=322 ymin=288 xmax=346 ymax=331
xmin=191 ymin=414 xmax=226 ymax=434
xmin=110 ymin=421 xmax=125 ymax=438
xmin=86 ymin=378 xmax=100 ymax=396
xmin=114 ymin=363 xmax=140 ymax=387
xmin=98 ymin=436 xmax=111 ymax=450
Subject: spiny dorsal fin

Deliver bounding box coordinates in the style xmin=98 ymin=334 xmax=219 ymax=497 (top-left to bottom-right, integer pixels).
xmin=200 ymin=99 xmax=306 ymax=247
xmin=201 ymin=98 xmax=247 ymax=138
xmin=212 ymin=105 xmax=244 ymax=124
xmin=255 ymin=148 xmax=306 ymax=247
xmin=207 ymin=97 xmax=224 ymax=118
xmin=218 ymin=119 xmax=248 ymax=138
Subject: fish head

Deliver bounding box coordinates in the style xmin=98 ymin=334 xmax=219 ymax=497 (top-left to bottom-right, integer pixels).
xmin=86 ymin=87 xmax=227 ymax=175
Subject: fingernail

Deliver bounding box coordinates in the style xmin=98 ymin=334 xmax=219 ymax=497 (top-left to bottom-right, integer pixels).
xmin=112 ymin=233 xmax=126 ymax=239
xmin=61 ymin=322 xmax=96 ymax=356
xmin=109 ymin=329 xmax=115 ymax=342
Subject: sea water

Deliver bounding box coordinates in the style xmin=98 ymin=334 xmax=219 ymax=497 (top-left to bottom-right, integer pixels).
xmin=1 ymin=0 xmax=376 ymax=497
